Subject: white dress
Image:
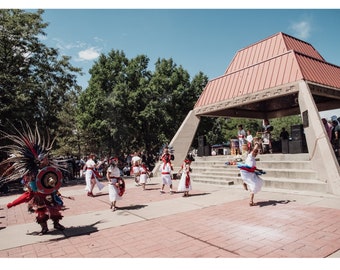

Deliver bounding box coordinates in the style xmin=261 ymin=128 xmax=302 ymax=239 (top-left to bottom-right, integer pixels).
xmin=177 ymin=163 xmax=192 ymax=192
xmin=107 ymin=165 xmax=122 ymax=202
xmin=239 ymin=153 xmax=263 ymax=194
xmin=160 ymin=162 xmax=172 ymax=186
xmin=139 ymin=165 xmax=148 ymax=184
xmin=84 ymin=159 xmax=105 ymax=192
xmin=132 ymin=165 xmax=141 ymax=183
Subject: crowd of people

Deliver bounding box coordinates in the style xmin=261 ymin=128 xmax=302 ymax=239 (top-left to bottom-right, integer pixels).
xmin=236 ymin=114 xmax=340 ymax=206
xmin=0 ymin=118 xmax=194 ymax=235
xmin=322 ymin=115 xmax=340 ymax=158
xmin=1 ymin=139 xmax=194 ymax=235
xmin=2 ymin=114 xmax=339 ymax=235
xmin=67 ymin=146 xmax=195 ymax=217
xmin=235 ymin=118 xmax=274 ymax=155
xmin=81 ymin=146 xmax=193 ymax=199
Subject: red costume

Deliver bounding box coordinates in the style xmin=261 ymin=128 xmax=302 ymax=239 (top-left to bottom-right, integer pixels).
xmin=0 ymin=122 xmax=66 ymax=235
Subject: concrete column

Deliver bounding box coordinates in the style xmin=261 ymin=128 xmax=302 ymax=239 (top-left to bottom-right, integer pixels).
xmin=152 ymin=110 xmax=201 ymax=176
xmin=298 ymin=80 xmax=340 ymax=195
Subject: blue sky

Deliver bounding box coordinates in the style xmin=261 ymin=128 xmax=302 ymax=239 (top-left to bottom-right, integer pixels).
xmin=39 ymin=9 xmax=340 ymax=89
xmin=5 ymin=2 xmax=340 ymax=119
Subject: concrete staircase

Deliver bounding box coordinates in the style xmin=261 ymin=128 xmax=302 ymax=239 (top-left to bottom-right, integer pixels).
xmin=190 ymin=153 xmax=328 ymax=194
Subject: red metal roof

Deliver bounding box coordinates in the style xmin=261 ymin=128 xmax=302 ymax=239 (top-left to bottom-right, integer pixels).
xmin=195 ymin=32 xmax=340 ymax=110
xmin=296 ymin=54 xmax=340 ymax=89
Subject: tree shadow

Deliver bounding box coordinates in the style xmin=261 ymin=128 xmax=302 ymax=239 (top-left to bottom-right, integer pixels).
xmin=256 ymin=199 xmax=295 ymax=207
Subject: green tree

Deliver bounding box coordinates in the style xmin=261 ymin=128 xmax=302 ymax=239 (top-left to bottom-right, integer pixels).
xmin=77 ymin=50 xmax=153 ymax=155
xmin=0 ymin=9 xmax=81 ymax=141
xmin=77 ymin=53 xmax=208 ymax=156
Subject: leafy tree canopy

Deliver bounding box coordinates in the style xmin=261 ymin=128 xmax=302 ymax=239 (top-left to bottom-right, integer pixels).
xmin=0 ymin=9 xmax=82 ymax=137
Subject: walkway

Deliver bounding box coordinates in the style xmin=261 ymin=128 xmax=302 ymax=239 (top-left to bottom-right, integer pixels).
xmin=1 ymin=176 xmax=340 ymax=265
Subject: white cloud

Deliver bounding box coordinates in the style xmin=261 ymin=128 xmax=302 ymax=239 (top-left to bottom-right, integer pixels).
xmin=52 ymin=38 xmax=86 ymax=51
xmin=94 ymin=36 xmax=104 ymax=43
xmin=291 ymin=20 xmax=311 ymax=39
xmin=77 ymin=47 xmax=101 ymax=61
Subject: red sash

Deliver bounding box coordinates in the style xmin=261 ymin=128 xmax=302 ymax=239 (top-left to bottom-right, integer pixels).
xmin=117 ymin=178 xmax=125 ymax=196
xmin=185 ymin=172 xmax=190 ymax=188
xmin=88 ymin=168 xmax=101 ymax=179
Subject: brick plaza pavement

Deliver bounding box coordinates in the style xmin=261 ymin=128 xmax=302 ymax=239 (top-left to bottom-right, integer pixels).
xmin=1 ymin=176 xmax=340 ymax=264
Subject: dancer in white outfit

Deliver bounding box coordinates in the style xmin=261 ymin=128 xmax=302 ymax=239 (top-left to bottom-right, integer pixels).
xmin=177 ymin=159 xmax=192 ymax=197
xmin=139 ymin=162 xmax=150 ymax=191
xmin=131 ymin=151 xmax=142 ymax=186
xmin=84 ymin=153 xmax=104 ymax=197
xmin=106 ymin=158 xmax=124 ymax=211
xmin=238 ymin=144 xmax=264 ymax=206
xmin=159 ymin=155 xmax=173 ymax=194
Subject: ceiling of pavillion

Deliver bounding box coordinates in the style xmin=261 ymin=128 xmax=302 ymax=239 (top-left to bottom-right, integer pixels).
xmin=193 ymin=32 xmax=340 ymax=119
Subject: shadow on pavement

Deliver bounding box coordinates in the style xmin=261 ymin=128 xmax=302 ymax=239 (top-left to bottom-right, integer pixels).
xmin=118 ymin=204 xmax=147 ymax=210
xmin=257 ymin=199 xmax=295 ymax=207
xmin=144 ymin=187 xmax=160 ymax=191
xmin=26 ymin=221 xmax=101 ymax=238
xmin=186 ymin=192 xmax=211 ymax=197
xmin=92 ymin=192 xmax=109 ymax=198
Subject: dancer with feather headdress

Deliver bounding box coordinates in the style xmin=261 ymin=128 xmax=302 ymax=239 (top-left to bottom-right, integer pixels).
xmin=0 ymin=121 xmax=66 ymax=235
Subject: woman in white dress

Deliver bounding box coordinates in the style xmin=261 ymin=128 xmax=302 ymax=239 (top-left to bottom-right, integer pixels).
xmin=84 ymin=153 xmax=104 ymax=197
xmin=177 ymin=159 xmax=192 ymax=197
xmin=238 ymin=144 xmax=264 ymax=206
xmin=139 ymin=162 xmax=150 ymax=191
xmin=106 ymin=158 xmax=123 ymax=211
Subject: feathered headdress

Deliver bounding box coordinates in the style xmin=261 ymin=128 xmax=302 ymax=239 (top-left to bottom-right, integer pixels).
xmin=0 ymin=121 xmax=57 ymax=186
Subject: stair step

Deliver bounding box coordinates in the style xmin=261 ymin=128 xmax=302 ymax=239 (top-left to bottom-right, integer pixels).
xmin=192 ymin=176 xmax=327 ymax=193
xmin=190 ymin=154 xmax=326 ymax=194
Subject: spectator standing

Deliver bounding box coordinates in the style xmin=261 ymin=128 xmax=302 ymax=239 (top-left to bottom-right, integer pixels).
xmin=237 ymin=125 xmax=246 ymax=155
xmin=257 ymin=119 xmax=273 ymax=153
xmin=280 ymin=127 xmax=289 ymax=140
xmin=279 ymin=127 xmax=290 ymax=153
xmin=331 ymin=119 xmax=340 ymax=157
xmin=321 ymin=118 xmax=332 ymax=141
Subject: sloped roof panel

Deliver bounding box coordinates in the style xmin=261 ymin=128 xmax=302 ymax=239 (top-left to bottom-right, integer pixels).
xmin=194 ymin=32 xmax=340 ymax=115
xmin=225 ymin=32 xmax=325 ymax=76
xmin=296 ymin=54 xmax=340 ymax=88
xmin=282 ymin=34 xmax=325 ymax=61
xmin=226 ymin=32 xmax=288 ymax=74
xmin=194 ymin=52 xmax=303 ymax=108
